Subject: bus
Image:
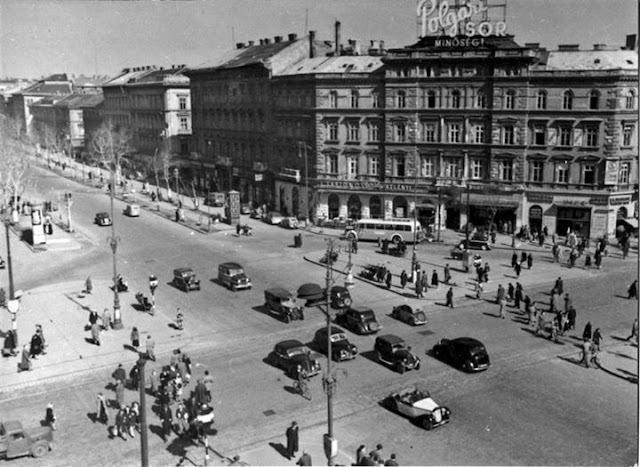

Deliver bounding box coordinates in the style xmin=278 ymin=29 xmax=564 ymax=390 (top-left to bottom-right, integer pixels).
xmin=344 ymin=218 xmax=424 ymax=244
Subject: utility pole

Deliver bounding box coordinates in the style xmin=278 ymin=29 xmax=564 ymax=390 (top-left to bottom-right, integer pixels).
xmin=109 ymin=166 xmax=122 ymax=330
xmin=323 ymin=240 xmax=336 ymax=466
xmin=137 ymin=356 xmax=149 ymax=467
xmin=65 ymin=192 xmax=73 ymax=233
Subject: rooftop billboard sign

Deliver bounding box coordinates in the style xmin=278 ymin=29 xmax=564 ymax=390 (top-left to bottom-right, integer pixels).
xmin=417 ymin=0 xmax=507 ymax=38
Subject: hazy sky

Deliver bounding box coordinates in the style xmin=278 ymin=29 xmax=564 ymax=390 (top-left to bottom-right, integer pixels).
xmin=0 ymin=0 xmax=637 ymax=79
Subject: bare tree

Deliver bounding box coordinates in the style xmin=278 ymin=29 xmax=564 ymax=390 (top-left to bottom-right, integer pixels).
xmin=89 ymin=121 xmax=132 ymax=187
xmin=0 ymin=117 xmax=33 ymax=213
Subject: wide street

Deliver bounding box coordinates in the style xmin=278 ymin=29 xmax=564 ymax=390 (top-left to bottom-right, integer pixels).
xmin=0 ymin=163 xmax=637 ymax=466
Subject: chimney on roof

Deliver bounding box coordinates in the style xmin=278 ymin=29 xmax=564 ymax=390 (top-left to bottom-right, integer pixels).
xmin=264 ymin=38 xmax=271 ymax=44
xmin=248 ymin=40 xmax=255 ymax=46
xmin=274 ymin=36 xmax=282 ymax=43
xmin=309 ymin=30 xmax=316 ymax=58
xmin=236 ymin=42 xmax=245 ymax=49
xmin=335 ymin=21 xmax=341 ymax=57
xmin=348 ymin=39 xmax=361 ymax=56
xmin=558 ymin=44 xmax=580 ymax=51
xmin=288 ymin=33 xmax=298 ymax=41
xmin=379 ymin=40 xmax=385 ymax=52
xmin=625 ymin=34 xmax=637 ymax=50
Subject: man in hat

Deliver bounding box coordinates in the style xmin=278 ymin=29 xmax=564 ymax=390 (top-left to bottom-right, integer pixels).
xmin=286 ymin=421 xmax=299 ymax=460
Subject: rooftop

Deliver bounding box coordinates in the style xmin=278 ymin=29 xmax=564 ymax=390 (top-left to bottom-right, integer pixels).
xmin=538 ymin=49 xmax=637 ymax=71
xmin=279 ymin=56 xmax=384 ymax=76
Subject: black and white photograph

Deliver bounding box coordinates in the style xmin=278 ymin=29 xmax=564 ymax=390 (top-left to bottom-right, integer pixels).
xmin=0 ymin=0 xmax=637 ymax=465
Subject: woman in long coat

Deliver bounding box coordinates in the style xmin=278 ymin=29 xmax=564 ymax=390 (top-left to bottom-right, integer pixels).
xmin=96 ymin=393 xmax=109 ymax=424
xmin=115 ymin=380 xmax=125 ymax=408
xmin=91 ymin=322 xmax=101 ymax=346
xmin=431 ymin=270 xmax=439 ymax=288
xmin=18 ymin=345 xmax=31 ymax=372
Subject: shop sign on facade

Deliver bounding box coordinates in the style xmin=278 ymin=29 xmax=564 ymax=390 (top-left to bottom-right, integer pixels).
xmin=527 ymin=192 xmax=554 ymax=204
xmin=554 ymin=198 xmax=589 ymax=206
xmin=417 ymin=0 xmax=507 ymax=38
xmin=604 ymin=160 xmax=619 ymax=185
xmin=589 ymin=196 xmax=608 ymax=206
xmin=610 ymin=195 xmax=631 ymax=205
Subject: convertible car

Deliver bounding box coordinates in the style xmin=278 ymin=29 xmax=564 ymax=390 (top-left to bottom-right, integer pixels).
xmin=383 ymin=387 xmax=451 ymax=430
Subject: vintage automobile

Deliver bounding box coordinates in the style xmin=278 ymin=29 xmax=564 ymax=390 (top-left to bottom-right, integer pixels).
xmin=280 ymin=217 xmax=299 ymax=229
xmin=123 ymin=203 xmax=141 ymax=217
xmin=432 ymin=337 xmax=491 ymax=372
xmin=391 ymin=304 xmax=427 ymax=326
xmin=218 ymin=262 xmax=252 ymax=291
xmin=374 ymin=334 xmax=421 ymax=373
xmin=303 ymin=285 xmax=352 ymax=310
xmin=312 ymin=326 xmax=358 ymax=362
xmin=266 ymin=339 xmax=321 ymax=379
xmin=335 ymin=306 xmax=381 ymax=335
xmin=264 ymin=211 xmax=284 ymax=225
xmin=172 ymin=267 xmax=201 ymax=292
xmin=359 ymin=264 xmax=388 ymax=283
xmin=458 ymin=238 xmax=492 ymax=251
xmin=383 ymin=387 xmax=451 ymax=430
xmin=0 ymin=420 xmax=53 ymax=459
xmin=264 ymin=288 xmax=304 ymax=322
xmin=94 ymin=211 xmax=112 ymax=226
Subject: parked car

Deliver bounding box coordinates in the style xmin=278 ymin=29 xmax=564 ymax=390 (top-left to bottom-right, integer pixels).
xmin=264 ymin=211 xmax=284 ymax=225
xmin=383 ymin=387 xmax=451 ymax=430
xmin=172 ymin=267 xmax=201 ymax=292
xmin=218 ymin=262 xmax=252 ymax=291
xmin=264 ymin=288 xmax=304 ymax=322
xmin=335 ymin=306 xmax=381 ymax=335
xmin=204 ymin=192 xmax=225 ymax=207
xmin=312 ymin=326 xmax=358 ymax=362
xmin=0 ymin=420 xmax=53 ymax=459
xmin=457 ymin=238 xmax=491 ymax=251
xmin=94 ymin=212 xmax=112 ymax=226
xmin=432 ymin=337 xmax=491 ymax=372
xmin=266 ymin=340 xmax=321 ymax=379
xmin=391 ymin=304 xmax=427 ymax=326
xmin=124 ymin=203 xmax=140 ymax=217
xmin=374 ymin=334 xmax=421 ymax=373
xmin=281 ymin=217 xmax=299 ymax=229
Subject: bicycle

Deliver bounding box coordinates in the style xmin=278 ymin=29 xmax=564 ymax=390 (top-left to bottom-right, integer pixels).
xmin=293 ymin=379 xmax=312 ymax=400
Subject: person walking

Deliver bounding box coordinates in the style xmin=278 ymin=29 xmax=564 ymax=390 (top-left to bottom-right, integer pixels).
xmin=444 ymin=264 xmax=452 ymax=284
xmin=514 ymin=261 xmax=522 ymax=278
xmin=507 ymin=283 xmax=515 ymax=302
xmin=146 ymin=335 xmax=156 ymax=361
xmin=535 ymin=311 xmax=546 ymax=336
xmin=520 ymin=251 xmax=528 ymax=265
xmin=385 ymin=270 xmax=392 ymax=290
xmin=581 ymin=339 xmax=593 ymax=369
xmin=286 ymin=421 xmax=299 ymax=460
xmin=514 ymin=283 xmax=523 ymax=310
xmin=96 ymin=393 xmax=109 ymax=424
xmin=592 ymin=328 xmax=603 ymax=351
xmin=114 ymin=408 xmax=127 ymax=440
xmin=626 ymin=318 xmax=639 ymax=344
xmin=431 ymin=270 xmax=439 ymax=288
xmin=628 ymin=280 xmax=638 ymax=299
xmin=85 ymin=276 xmax=93 ymax=294
xmin=174 ymin=403 xmax=189 ymax=437
xmin=445 ymin=287 xmax=454 ymax=308
xmin=89 ymin=309 xmax=99 ymax=327
xmin=115 ymin=380 xmax=125 ymax=409
xmin=415 ymin=277 xmax=423 ymax=299
xmin=162 ymin=404 xmax=173 ymax=442
xmin=555 ymin=277 xmax=564 ymax=296
xmin=483 ymin=262 xmax=490 ymax=283
xmin=130 ymin=327 xmax=140 ymax=351
xmin=91 ymin=322 xmax=101 ymax=346
xmin=583 ymin=321 xmax=592 ymax=341
xmin=475 ymin=281 xmax=484 ymax=300
xmin=45 ymin=403 xmax=57 ymax=430
xmin=112 ymin=363 xmax=126 ymax=385
xmin=102 ymin=308 xmax=111 ymax=331
xmin=511 ymin=252 xmax=518 ymax=268
xmin=526 ymin=253 xmax=533 ymax=270
xmin=564 ymin=294 xmax=573 ymax=313
xmin=552 ymin=243 xmax=560 ymax=263
xmin=400 ymin=270 xmax=408 ymax=289
xmin=370 ymin=444 xmax=384 ymax=464
xmin=356 ymin=445 xmax=367 ymax=465
xmin=594 ymin=249 xmax=602 ymax=269
xmin=568 ymin=306 xmax=577 ymax=331
xmin=584 ymin=253 xmax=592 ymax=269
xmin=129 ymin=364 xmax=140 ymax=390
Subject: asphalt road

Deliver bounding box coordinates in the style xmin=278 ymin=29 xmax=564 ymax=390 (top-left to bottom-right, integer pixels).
xmin=1 ymin=167 xmax=637 ymax=466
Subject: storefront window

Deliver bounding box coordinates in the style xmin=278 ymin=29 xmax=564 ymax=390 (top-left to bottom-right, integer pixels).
xmin=556 ymin=207 xmax=591 ymax=238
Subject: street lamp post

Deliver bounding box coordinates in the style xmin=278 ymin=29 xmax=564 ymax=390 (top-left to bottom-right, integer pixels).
xmin=137 ymin=355 xmax=149 ymax=467
xmin=323 ymin=241 xmax=337 ymax=466
xmin=109 ymin=167 xmax=123 ymax=330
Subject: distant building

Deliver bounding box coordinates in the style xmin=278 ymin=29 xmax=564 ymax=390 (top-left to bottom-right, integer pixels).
xmin=101 ymin=65 xmax=191 ymax=172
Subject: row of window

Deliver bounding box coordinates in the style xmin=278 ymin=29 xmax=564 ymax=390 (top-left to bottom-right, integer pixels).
xmin=323 ymin=154 xmax=632 ymax=185
xmin=323 ymin=89 xmax=636 ymax=111
xmin=324 ymin=119 xmax=636 ymax=147
xmin=389 ymin=65 xmax=523 ymax=78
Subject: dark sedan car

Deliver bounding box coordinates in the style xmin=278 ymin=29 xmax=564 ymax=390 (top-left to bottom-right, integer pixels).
xmin=266 ymin=339 xmax=321 ymax=379
xmin=391 ymin=304 xmax=427 ymax=326
xmin=432 ymin=337 xmax=490 ymax=372
xmin=94 ymin=212 xmax=112 ymax=226
xmin=312 ymin=326 xmax=358 ymax=362
xmin=335 ymin=306 xmax=381 ymax=335
xmin=457 ymin=238 xmax=491 ymax=251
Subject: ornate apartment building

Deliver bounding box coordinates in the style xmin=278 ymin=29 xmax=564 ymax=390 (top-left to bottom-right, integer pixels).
xmin=187 ymin=27 xmax=637 ymax=238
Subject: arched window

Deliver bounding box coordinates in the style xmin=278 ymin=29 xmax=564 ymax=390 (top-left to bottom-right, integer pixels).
xmin=350 ymin=90 xmax=359 ymax=108
xmin=328 ymin=194 xmax=340 ymax=219
xmin=589 ymin=90 xmax=600 ymax=110
xmin=536 ymin=90 xmax=547 ymax=110
xmin=626 ymin=90 xmax=635 ymax=110
xmin=347 ymin=195 xmax=362 ymax=220
xmin=451 ymin=90 xmax=461 ymax=109
xmin=426 ymin=90 xmax=437 ymax=108
xmin=505 ymin=90 xmax=516 ymax=110
xmin=475 ymin=91 xmax=486 ymax=109
xmin=562 ymin=90 xmax=573 ymax=110
xmin=329 ymin=91 xmax=338 ymax=108
xmin=397 ymin=90 xmax=406 ymax=108
xmin=369 ymin=196 xmax=382 ymax=219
